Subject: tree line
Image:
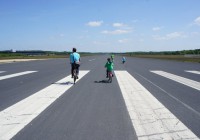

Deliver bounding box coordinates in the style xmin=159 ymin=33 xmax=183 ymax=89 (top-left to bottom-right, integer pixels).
xmin=127 ymin=49 xmax=200 ymax=55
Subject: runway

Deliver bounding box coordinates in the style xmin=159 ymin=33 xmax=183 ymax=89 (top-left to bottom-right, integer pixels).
xmin=0 ymin=55 xmax=199 ymax=140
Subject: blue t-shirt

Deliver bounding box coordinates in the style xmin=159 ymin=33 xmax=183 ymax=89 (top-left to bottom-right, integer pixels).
xmin=70 ymin=52 xmax=80 ymax=63
xmin=122 ymin=57 xmax=126 ymax=61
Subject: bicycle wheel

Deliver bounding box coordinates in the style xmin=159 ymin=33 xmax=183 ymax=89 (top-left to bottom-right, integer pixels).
xmin=108 ymin=72 xmax=112 ymax=83
xmin=109 ymin=76 xmax=112 ymax=83
xmin=73 ymin=69 xmax=77 ymax=84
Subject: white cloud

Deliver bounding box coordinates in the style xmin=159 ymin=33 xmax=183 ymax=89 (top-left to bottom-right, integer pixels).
xmin=87 ymin=21 xmax=103 ymax=27
xmin=113 ymin=23 xmax=125 ymax=27
xmin=101 ymin=29 xmax=131 ymax=35
xmin=152 ymin=27 xmax=162 ymax=31
xmin=118 ymin=39 xmax=129 ymax=43
xmin=153 ymin=32 xmax=186 ymax=40
xmin=194 ymin=16 xmax=200 ymax=26
xmin=113 ymin=23 xmax=133 ymax=30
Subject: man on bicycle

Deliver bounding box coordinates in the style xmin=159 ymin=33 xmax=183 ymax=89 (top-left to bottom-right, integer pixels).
xmin=70 ymin=48 xmax=80 ymax=78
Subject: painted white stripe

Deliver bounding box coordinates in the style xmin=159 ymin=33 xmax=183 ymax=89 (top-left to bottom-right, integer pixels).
xmin=185 ymin=70 xmax=200 ymax=75
xmin=115 ymin=71 xmax=199 ymax=140
xmin=151 ymin=70 xmax=200 ymax=91
xmin=0 ymin=71 xmax=37 ymax=81
xmin=135 ymin=72 xmax=200 ymax=118
xmin=89 ymin=59 xmax=95 ymax=61
xmin=0 ymin=71 xmax=6 ymax=74
xmin=0 ymin=70 xmax=89 ymax=140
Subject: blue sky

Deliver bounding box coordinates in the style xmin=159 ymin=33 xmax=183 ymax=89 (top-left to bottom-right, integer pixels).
xmin=0 ymin=0 xmax=200 ymax=52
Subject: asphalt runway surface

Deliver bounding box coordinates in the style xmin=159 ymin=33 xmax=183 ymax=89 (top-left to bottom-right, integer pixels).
xmin=0 ymin=55 xmax=200 ymax=140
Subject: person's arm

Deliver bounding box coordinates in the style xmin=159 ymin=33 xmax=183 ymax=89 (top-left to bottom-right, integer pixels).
xmin=105 ymin=62 xmax=108 ymax=68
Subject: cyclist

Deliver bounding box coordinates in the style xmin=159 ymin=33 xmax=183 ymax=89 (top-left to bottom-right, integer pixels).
xmin=111 ymin=54 xmax=115 ymax=62
xmin=105 ymin=58 xmax=114 ymax=78
xmin=122 ymin=56 xmax=126 ymax=64
xmin=70 ymin=48 xmax=80 ymax=78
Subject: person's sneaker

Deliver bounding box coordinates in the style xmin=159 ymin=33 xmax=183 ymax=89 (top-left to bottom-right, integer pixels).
xmin=71 ymin=76 xmax=74 ymax=78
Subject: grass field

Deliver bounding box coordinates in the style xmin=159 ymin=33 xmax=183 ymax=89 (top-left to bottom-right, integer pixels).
xmin=1 ymin=53 xmax=199 ymax=63
xmin=127 ymin=54 xmax=200 ymax=63
xmin=0 ymin=55 xmax=67 ymax=60
xmin=0 ymin=53 xmax=96 ymax=60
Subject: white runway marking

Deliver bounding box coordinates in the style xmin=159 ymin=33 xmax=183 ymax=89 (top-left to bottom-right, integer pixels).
xmin=89 ymin=59 xmax=95 ymax=61
xmin=135 ymin=72 xmax=200 ymax=118
xmin=0 ymin=71 xmax=6 ymax=74
xmin=151 ymin=70 xmax=200 ymax=91
xmin=0 ymin=70 xmax=89 ymax=140
xmin=0 ymin=71 xmax=37 ymax=81
xmin=185 ymin=70 xmax=200 ymax=75
xmin=115 ymin=71 xmax=199 ymax=140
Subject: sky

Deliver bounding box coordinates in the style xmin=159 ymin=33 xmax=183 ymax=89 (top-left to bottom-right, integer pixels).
xmin=0 ymin=0 xmax=200 ymax=52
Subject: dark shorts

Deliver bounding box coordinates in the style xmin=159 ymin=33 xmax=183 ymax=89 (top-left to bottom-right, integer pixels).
xmin=71 ymin=63 xmax=80 ymax=75
xmin=72 ymin=63 xmax=80 ymax=69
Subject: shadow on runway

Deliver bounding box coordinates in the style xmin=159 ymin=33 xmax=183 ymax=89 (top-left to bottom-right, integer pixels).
xmin=94 ymin=80 xmax=110 ymax=83
xmin=53 ymin=81 xmax=74 ymax=85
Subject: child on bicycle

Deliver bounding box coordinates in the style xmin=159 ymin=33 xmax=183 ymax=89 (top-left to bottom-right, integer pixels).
xmin=105 ymin=58 xmax=114 ymax=78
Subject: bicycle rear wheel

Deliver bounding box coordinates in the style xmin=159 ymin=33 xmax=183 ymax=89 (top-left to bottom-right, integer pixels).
xmin=108 ymin=72 xmax=112 ymax=83
xmin=73 ymin=69 xmax=77 ymax=84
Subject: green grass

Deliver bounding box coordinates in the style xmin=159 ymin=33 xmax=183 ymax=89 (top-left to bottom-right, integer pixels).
xmin=0 ymin=53 xmax=96 ymax=60
xmin=0 ymin=55 xmax=67 ymax=60
xmin=1 ymin=53 xmax=199 ymax=63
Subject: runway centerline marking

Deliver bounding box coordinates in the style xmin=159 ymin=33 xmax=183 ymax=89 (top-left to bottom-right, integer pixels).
xmin=115 ymin=70 xmax=198 ymax=140
xmin=0 ymin=71 xmax=37 ymax=81
xmin=0 ymin=70 xmax=89 ymax=140
xmin=151 ymin=70 xmax=200 ymax=91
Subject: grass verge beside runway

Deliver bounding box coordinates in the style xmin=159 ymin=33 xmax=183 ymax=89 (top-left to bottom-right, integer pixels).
xmin=0 ymin=53 xmax=96 ymax=64
xmin=126 ymin=54 xmax=200 ymax=63
xmin=0 ymin=53 xmax=96 ymax=60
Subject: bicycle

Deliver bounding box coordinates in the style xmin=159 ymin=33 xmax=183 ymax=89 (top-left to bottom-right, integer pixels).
xmin=107 ymin=71 xmax=113 ymax=83
xmin=73 ymin=67 xmax=78 ymax=84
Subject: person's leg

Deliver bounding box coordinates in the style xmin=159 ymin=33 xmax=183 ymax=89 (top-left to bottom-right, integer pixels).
xmin=71 ymin=64 xmax=74 ymax=78
xmin=106 ymin=69 xmax=108 ymax=78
